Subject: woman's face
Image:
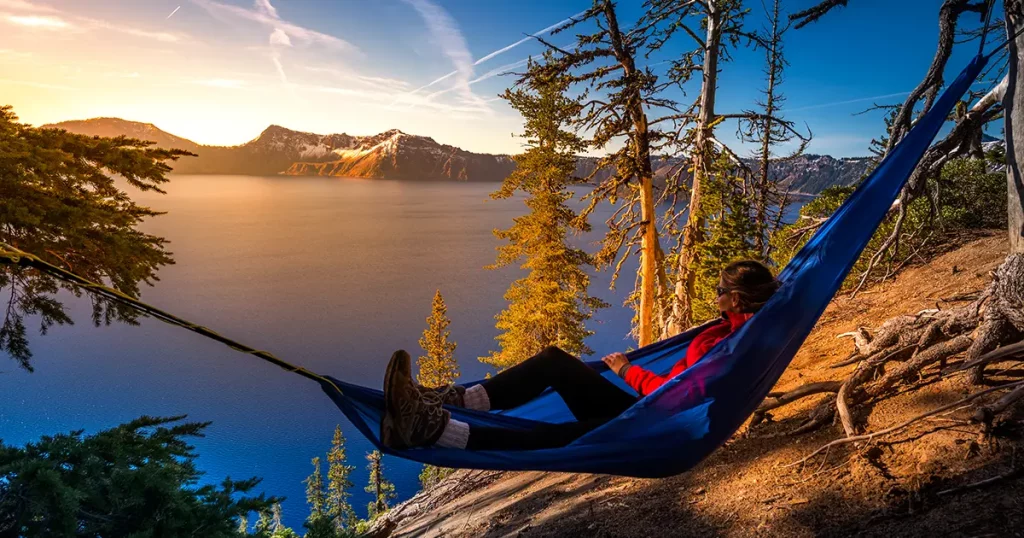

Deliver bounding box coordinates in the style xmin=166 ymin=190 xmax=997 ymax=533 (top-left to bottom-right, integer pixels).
xmin=717 ymin=277 xmax=740 ymax=314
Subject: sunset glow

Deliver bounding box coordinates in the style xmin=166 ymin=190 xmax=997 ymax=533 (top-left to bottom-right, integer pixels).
xmin=0 ymin=0 xmax=978 ymax=156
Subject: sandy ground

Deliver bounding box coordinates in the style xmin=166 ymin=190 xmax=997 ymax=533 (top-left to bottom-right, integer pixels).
xmin=381 ymin=233 xmax=1024 ymax=538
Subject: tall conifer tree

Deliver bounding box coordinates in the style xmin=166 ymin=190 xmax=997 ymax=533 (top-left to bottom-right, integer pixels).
xmin=325 ymin=425 xmax=356 ymax=533
xmin=416 ymin=290 xmax=459 ymax=387
xmin=482 ymin=58 xmax=608 ymax=370
xmin=364 ymin=450 xmax=396 ymax=520
xmin=302 ymin=456 xmax=334 ymax=537
xmin=525 ymin=3 xmax=673 ymax=346
xmin=416 ymin=290 xmax=458 ymax=488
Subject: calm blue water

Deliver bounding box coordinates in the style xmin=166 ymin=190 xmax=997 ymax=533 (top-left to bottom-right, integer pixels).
xmin=1 ymin=174 xmax=804 ymax=530
xmin=1 ymin=175 xmax=645 ymax=530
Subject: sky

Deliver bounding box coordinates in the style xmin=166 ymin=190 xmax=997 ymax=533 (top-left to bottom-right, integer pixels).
xmin=0 ymin=0 xmax=1005 ymax=158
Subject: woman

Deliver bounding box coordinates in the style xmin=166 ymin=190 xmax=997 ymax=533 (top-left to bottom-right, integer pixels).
xmin=381 ymin=260 xmax=779 ymax=451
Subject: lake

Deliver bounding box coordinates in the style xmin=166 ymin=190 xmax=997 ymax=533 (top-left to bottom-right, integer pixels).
xmin=1 ymin=174 xmax=803 ymax=530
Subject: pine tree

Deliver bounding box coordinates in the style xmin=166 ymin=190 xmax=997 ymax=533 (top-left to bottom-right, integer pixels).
xmin=416 ymin=290 xmax=459 ymax=387
xmin=482 ymin=59 xmax=608 ymax=369
xmin=615 ymin=0 xmax=810 ymax=330
xmin=415 ymin=290 xmax=459 ymax=489
xmin=738 ymin=0 xmax=807 ymax=259
xmin=0 ymin=416 xmax=275 ymax=537
xmin=237 ymin=515 xmax=249 ymax=536
xmin=325 ymin=425 xmax=356 ymax=533
xmin=302 ymin=456 xmax=336 ymax=537
xmin=364 ymin=450 xmax=396 ymax=520
xmin=418 ymin=464 xmax=456 ymax=490
xmin=525 ymin=3 xmax=673 ymax=346
xmin=304 ymin=456 xmax=327 ymax=520
xmin=0 ymin=105 xmax=192 ymax=370
xmin=690 ymin=157 xmax=761 ymax=321
xmin=254 ymin=510 xmax=273 ymax=537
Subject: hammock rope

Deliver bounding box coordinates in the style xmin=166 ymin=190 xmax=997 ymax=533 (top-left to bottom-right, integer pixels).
xmin=0 ymin=241 xmax=344 ymax=395
xmin=0 ymin=51 xmax=993 ymax=478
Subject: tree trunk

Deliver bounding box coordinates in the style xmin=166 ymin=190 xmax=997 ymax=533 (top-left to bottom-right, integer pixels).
xmin=674 ymin=1 xmax=722 ymax=331
xmin=638 ymin=128 xmax=659 ymax=346
xmin=755 ymin=1 xmax=782 ymax=256
xmin=602 ymin=0 xmax=664 ymax=345
xmin=1005 ymin=1 xmax=1024 ymax=253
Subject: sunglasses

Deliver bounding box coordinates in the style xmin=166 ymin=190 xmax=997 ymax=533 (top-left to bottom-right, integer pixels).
xmin=716 ymin=286 xmax=732 ymax=297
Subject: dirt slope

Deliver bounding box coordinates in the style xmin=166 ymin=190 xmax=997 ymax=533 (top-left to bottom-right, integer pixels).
xmin=377 ymin=233 xmax=1024 ymax=538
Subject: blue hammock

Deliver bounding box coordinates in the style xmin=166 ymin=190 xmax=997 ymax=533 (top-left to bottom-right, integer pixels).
xmin=321 ymin=55 xmax=987 ymax=478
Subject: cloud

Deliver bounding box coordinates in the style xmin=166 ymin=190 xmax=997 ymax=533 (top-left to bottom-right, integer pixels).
xmin=424 ymin=57 xmax=528 ymax=101
xmin=191 ymin=0 xmax=357 ymax=52
xmin=788 ymin=91 xmax=912 ymax=113
xmin=299 ymin=81 xmax=491 ymax=116
xmin=395 ymin=9 xmax=582 ymax=108
xmin=254 ymin=0 xmax=278 ymax=18
xmin=0 ymin=77 xmax=74 ymax=90
xmin=193 ymin=0 xmax=357 ymax=87
xmin=304 ymin=65 xmax=412 ymax=91
xmin=0 ymin=48 xmax=32 ymax=58
xmin=473 ymin=10 xmax=584 ymax=65
xmin=470 ymin=57 xmax=529 ymax=84
xmin=193 ymin=78 xmax=249 ymax=89
xmin=166 ymin=6 xmax=181 ymax=19
xmin=0 ymin=0 xmax=58 ymax=13
xmin=269 ymin=27 xmax=291 ymax=46
xmin=4 ymin=14 xmax=69 ymax=28
xmin=2 ymin=2 xmax=187 ymax=43
xmin=100 ymin=22 xmax=181 ymax=43
xmin=400 ymin=0 xmax=491 ymax=114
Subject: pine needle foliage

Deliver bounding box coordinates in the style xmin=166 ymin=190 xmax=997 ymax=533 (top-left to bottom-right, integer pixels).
xmin=521 ymin=3 xmax=673 ymax=346
xmin=0 ymin=416 xmax=275 ymax=537
xmin=482 ymin=60 xmax=608 ymax=370
xmin=325 ymin=425 xmax=356 ymax=533
xmin=415 ymin=290 xmax=459 ymax=490
xmin=0 ymin=105 xmax=193 ymax=370
xmin=688 ymin=158 xmax=761 ymax=321
xmin=418 ymin=464 xmax=456 ymax=490
xmin=770 ymin=158 xmax=1006 ymax=290
xmin=303 ymin=456 xmax=330 ymax=534
xmin=364 ymin=450 xmax=396 ymax=520
xmin=417 ymin=290 xmax=459 ymax=388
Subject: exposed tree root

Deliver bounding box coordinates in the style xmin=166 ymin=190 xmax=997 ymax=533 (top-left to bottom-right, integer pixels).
xmin=783 ymin=380 xmax=1024 ymax=469
xmin=753 ymin=255 xmax=1024 ymax=474
xmin=751 ymin=382 xmax=841 ymax=426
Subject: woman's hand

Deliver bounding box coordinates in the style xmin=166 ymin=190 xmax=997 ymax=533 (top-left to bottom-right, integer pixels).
xmin=602 ymin=352 xmax=630 ymax=376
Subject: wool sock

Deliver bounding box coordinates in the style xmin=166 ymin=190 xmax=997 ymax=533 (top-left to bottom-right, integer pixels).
xmin=435 ymin=418 xmax=470 ymax=449
xmin=463 ymin=384 xmax=491 ymax=411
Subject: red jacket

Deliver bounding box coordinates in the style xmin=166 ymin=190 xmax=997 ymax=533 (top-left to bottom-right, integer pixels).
xmin=623 ymin=311 xmax=753 ymax=396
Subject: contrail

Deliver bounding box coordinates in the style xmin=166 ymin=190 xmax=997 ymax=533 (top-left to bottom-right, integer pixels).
xmin=787 ymin=91 xmax=911 ymax=113
xmin=166 ymin=5 xmax=181 ymax=19
xmin=393 ymin=10 xmax=585 ymax=105
xmin=787 ymin=80 xmax=995 ymax=113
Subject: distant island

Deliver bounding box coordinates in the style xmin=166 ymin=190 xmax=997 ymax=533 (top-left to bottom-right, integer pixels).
xmin=45 ymin=117 xmax=874 ymax=194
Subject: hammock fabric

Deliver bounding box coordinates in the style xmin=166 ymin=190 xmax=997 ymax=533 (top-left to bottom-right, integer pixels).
xmin=0 ymin=55 xmax=990 ymax=480
xmin=321 ymin=54 xmax=988 ymax=478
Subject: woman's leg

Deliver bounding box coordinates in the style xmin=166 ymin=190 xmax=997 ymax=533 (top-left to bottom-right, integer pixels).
xmin=481 ymin=346 xmax=637 ymax=421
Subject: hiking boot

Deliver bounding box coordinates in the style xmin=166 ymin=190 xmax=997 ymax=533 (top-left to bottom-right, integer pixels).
xmin=418 ymin=384 xmax=465 ymax=407
xmin=381 ymin=350 xmax=412 ymax=448
xmin=383 ymin=354 xmax=449 ymax=449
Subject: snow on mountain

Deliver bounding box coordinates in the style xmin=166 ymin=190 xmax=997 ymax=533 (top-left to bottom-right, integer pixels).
xmin=45 ymin=118 xmax=875 ymax=191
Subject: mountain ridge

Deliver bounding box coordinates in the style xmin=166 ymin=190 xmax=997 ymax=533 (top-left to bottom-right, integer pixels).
xmin=44 ymin=118 xmax=873 ymax=194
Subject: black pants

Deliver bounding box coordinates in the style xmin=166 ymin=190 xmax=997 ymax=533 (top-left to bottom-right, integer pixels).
xmin=466 ymin=346 xmax=637 ymax=451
